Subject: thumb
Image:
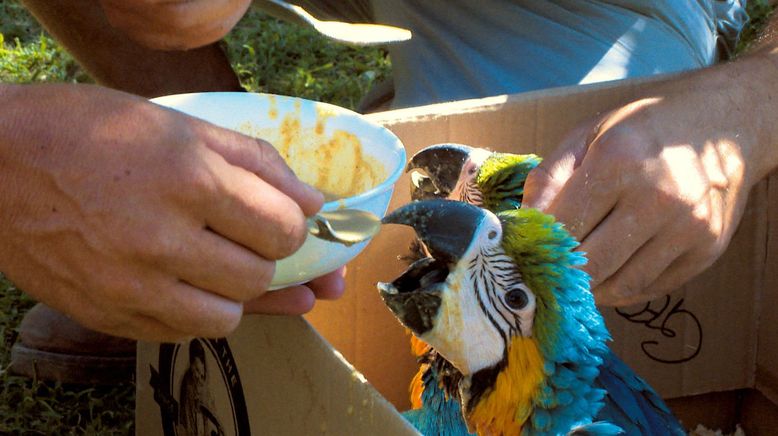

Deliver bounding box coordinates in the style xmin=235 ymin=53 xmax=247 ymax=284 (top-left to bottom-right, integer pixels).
xmin=522 ymin=122 xmax=594 ymax=211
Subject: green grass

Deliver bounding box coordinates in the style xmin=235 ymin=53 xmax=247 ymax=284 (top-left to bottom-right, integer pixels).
xmin=0 ymin=274 xmax=135 ymax=435
xmin=226 ymin=7 xmax=391 ymax=110
xmin=737 ymin=0 xmax=777 ymax=53
xmin=0 ymin=0 xmax=774 ymax=434
xmin=0 ymin=1 xmax=87 ymax=85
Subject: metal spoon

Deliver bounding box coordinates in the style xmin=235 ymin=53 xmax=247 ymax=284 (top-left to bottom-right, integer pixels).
xmin=307 ymin=209 xmax=382 ymax=246
xmin=265 ymin=0 xmax=412 ymax=46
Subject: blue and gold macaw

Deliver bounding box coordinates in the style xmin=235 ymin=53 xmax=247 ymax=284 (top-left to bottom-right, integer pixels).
xmin=400 ymin=143 xmax=541 ymax=435
xmin=383 ymin=143 xmax=686 ymax=435
xmin=380 ymin=200 xmax=685 ymax=435
xmin=406 ymin=143 xmax=542 ymax=211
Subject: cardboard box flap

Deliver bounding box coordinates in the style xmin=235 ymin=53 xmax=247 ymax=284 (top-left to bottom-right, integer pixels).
xmin=136 ymin=316 xmax=419 ymax=435
xmin=306 ymin=75 xmax=765 ymax=408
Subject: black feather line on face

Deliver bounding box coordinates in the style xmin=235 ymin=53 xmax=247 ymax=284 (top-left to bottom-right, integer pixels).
xmin=473 ymin=273 xmax=510 ymax=347
xmin=470 ymin=247 xmax=526 ymax=348
xmin=484 ymin=273 xmax=518 ymax=340
xmin=493 ymin=282 xmax=523 ymax=338
xmin=465 ymin=362 xmax=506 ymax=414
xmin=460 ymin=179 xmax=483 ymax=206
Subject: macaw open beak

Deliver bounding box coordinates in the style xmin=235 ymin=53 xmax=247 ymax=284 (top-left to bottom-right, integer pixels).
xmin=377 ymin=199 xmax=486 ymax=335
xmin=406 ymin=143 xmax=472 ymax=201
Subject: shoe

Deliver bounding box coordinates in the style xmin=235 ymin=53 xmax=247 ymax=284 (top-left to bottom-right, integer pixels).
xmin=10 ymin=303 xmax=135 ymax=384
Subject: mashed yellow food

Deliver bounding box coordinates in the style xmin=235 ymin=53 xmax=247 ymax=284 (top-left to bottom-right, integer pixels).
xmin=238 ymin=111 xmax=386 ymax=202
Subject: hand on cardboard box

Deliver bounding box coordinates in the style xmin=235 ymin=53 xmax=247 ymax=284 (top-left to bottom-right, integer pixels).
xmin=98 ymin=0 xmax=251 ymax=50
xmin=0 ymin=84 xmax=325 ymax=342
xmin=522 ymin=84 xmax=767 ymax=306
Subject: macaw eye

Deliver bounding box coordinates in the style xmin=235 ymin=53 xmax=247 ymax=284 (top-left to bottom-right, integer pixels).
xmin=505 ymin=288 xmax=528 ymax=310
xmin=488 ymin=230 xmax=498 ymax=240
xmin=468 ymin=167 xmax=477 ymax=175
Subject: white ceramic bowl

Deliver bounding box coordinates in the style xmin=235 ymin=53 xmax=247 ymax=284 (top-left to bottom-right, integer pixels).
xmin=151 ymin=92 xmax=405 ymax=289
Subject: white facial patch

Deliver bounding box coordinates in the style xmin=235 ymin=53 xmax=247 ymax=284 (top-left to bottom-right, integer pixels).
xmin=451 ymin=148 xmax=492 ymax=205
xmin=468 ymin=148 xmax=493 ymax=168
xmin=423 ymin=263 xmax=505 ymax=375
xmin=420 ymin=212 xmax=537 ymax=375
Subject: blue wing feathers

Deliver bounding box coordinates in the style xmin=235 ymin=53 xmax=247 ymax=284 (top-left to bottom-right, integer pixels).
xmin=595 ymin=350 xmax=686 ymax=436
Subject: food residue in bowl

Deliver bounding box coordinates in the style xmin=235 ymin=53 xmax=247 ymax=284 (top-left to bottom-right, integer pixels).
xmin=237 ymin=112 xmax=387 ymax=201
xmin=267 ymin=95 xmax=278 ymax=120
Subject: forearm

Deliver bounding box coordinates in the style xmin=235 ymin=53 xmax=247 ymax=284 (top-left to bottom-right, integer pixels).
xmin=724 ymin=5 xmax=778 ymax=183
xmin=0 ymin=84 xmax=122 ymax=193
xmin=21 ymin=0 xmax=242 ymax=97
xmin=0 ymin=84 xmax=61 ymax=170
xmin=636 ymin=8 xmax=778 ymax=188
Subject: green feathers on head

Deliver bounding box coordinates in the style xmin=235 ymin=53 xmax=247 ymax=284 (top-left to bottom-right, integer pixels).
xmin=497 ymin=208 xmax=585 ymax=356
xmin=498 ymin=208 xmax=581 ymax=275
xmin=476 ymin=153 xmax=542 ymax=212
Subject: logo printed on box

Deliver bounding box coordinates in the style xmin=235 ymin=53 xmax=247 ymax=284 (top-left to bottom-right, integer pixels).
xmin=149 ymin=338 xmax=250 ymax=435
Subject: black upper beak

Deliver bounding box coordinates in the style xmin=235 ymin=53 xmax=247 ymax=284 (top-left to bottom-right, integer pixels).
xmin=382 ymin=199 xmax=486 ymax=265
xmin=406 ymin=143 xmax=472 ymax=200
xmin=380 ymin=200 xmax=487 ymax=336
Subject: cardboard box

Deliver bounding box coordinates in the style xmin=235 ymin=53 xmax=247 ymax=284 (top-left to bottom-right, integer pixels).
xmin=136 ymin=74 xmax=778 ymax=435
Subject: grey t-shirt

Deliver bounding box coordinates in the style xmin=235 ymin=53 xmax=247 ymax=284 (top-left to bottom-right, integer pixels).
xmin=258 ymin=0 xmax=748 ymax=108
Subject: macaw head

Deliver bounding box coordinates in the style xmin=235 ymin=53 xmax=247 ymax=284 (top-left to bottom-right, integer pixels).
xmin=378 ymin=200 xmax=609 ymax=434
xmin=406 ymin=143 xmax=541 ymax=211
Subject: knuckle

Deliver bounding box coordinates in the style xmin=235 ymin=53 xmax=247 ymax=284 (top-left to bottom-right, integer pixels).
xmin=688 ymin=208 xmax=715 ymax=236
xmin=256 ymin=139 xmax=287 ymax=170
xmin=611 ymin=276 xmax=635 ymax=297
xmin=592 ymin=283 xmax=623 ymax=307
xmin=85 ymin=311 xmax=130 ymax=336
xmin=695 ymin=245 xmax=724 ymax=270
xmin=584 ymin=257 xmax=606 ymax=284
xmin=615 ymin=294 xmax=649 ymax=308
xmin=584 ymin=172 xmax=618 ymax=199
xmin=168 ymin=303 xmax=219 ymax=337
xmin=606 ymin=278 xmax=649 ymax=306
xmin=206 ymin=310 xmax=242 ymax=338
xmin=272 ymin=209 xmax=308 ymax=259
xmin=101 ymin=276 xmax=145 ymax=309
xmin=253 ymin=262 xmax=276 ymax=295
xmin=140 ymin=225 xmax=182 ymax=263
xmin=623 ymin=274 xmax=652 ymax=299
xmin=85 ymin=260 xmax=151 ymax=308
xmin=649 ymin=185 xmax=677 ymax=210
xmin=525 ymin=164 xmax=552 ymax=186
xmin=592 ymin=127 xmax=651 ymax=167
xmin=163 ymin=130 xmax=217 ymax=185
xmin=593 ymin=124 xmax=635 ymax=151
xmin=184 ymin=160 xmax=220 ymax=196
xmin=617 ymin=283 xmax=640 ymax=300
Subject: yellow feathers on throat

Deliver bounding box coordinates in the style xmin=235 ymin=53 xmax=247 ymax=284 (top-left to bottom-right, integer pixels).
xmin=467 ymin=336 xmax=545 ymax=436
